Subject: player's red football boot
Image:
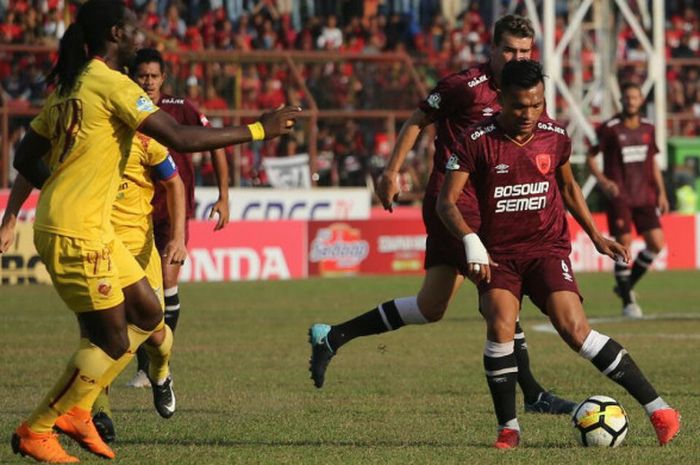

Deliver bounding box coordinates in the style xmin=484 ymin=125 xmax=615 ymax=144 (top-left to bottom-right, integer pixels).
xmin=54 ymin=407 xmax=115 ymax=459
xmin=12 ymin=422 xmax=79 ymax=463
xmin=494 ymin=428 xmax=520 ymax=449
xmin=650 ymin=408 xmax=681 ymax=446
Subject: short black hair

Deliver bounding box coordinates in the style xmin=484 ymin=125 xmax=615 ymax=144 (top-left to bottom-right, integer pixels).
xmin=500 ymin=60 xmax=545 ymax=92
xmin=493 ymin=15 xmax=535 ymax=46
xmin=620 ymin=81 xmax=642 ymax=94
xmin=132 ymin=48 xmax=165 ymax=75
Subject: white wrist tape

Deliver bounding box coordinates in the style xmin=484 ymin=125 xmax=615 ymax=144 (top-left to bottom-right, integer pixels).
xmin=462 ymin=233 xmax=489 ymax=265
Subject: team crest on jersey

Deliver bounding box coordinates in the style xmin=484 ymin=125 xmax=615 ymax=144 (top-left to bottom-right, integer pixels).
xmin=427 ymin=92 xmax=441 ymax=109
xmin=535 ymin=154 xmax=551 ymax=174
xmin=642 ymin=132 xmax=651 ymax=143
xmin=136 ymin=96 xmax=155 ymax=112
xmin=445 ymin=155 xmax=460 ymax=171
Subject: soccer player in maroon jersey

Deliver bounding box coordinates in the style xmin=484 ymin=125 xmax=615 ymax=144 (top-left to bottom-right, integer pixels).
xmin=126 ymin=48 xmax=231 ymax=388
xmin=438 ymin=59 xmax=680 ymax=449
xmin=308 ymin=15 xmax=576 ymax=415
xmin=586 ymin=82 xmax=669 ymax=318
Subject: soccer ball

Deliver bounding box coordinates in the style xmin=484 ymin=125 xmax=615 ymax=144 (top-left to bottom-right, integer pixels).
xmin=572 ymin=395 xmax=629 ymax=447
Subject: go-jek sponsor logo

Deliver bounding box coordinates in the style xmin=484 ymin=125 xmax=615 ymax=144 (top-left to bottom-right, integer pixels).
xmin=310 ymin=223 xmax=369 ymax=276
xmin=493 ymin=181 xmax=550 ymax=213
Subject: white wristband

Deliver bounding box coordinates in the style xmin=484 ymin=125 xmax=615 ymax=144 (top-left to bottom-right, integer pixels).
xmin=462 ymin=233 xmax=489 ymax=265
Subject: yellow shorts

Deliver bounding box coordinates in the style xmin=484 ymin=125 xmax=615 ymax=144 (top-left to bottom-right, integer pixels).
xmin=131 ymin=240 xmax=164 ymax=311
xmin=34 ymin=231 xmax=146 ymax=313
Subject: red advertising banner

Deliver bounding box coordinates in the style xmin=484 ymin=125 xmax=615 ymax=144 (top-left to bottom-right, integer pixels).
xmin=568 ymin=213 xmax=696 ymax=271
xmin=180 ymin=220 xmax=307 ymax=282
xmin=308 ymin=219 xmax=427 ymax=277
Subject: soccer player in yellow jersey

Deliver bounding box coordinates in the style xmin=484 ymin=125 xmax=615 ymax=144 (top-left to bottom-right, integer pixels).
xmin=3 ymin=137 xmax=184 ymax=443
xmin=92 ymin=134 xmax=186 ymax=441
xmin=9 ymin=0 xmax=299 ymax=462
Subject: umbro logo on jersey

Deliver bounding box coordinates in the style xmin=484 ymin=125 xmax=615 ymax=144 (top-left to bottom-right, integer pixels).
xmin=427 ymin=92 xmax=441 ymax=109
xmin=495 ymin=163 xmax=509 ymax=174
xmin=445 ymin=155 xmax=460 ymax=171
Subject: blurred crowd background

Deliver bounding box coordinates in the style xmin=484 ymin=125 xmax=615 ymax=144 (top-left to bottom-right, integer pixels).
xmin=1 ymin=0 xmax=699 ymax=203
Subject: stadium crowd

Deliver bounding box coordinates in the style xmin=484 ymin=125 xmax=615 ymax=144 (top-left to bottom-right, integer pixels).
xmin=1 ymin=0 xmax=699 ymax=192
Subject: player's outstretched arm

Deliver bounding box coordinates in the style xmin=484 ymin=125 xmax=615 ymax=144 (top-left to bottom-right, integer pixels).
xmin=0 ymin=175 xmax=34 ymax=253
xmin=161 ymin=173 xmax=188 ymax=266
xmin=437 ymin=170 xmax=493 ymax=283
xmin=377 ymin=108 xmax=433 ymax=212
xmin=13 ymin=129 xmax=52 ymax=188
xmin=139 ymin=106 xmax=301 ymax=153
xmin=652 ymin=159 xmax=669 ymax=214
xmin=210 ymin=148 xmax=230 ymax=231
xmin=585 ymin=145 xmax=619 ymax=198
xmin=557 ymin=161 xmax=630 ymax=263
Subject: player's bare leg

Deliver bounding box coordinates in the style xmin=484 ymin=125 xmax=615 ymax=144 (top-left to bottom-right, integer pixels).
xmin=546 ymin=291 xmax=680 ymax=445
xmin=131 ymin=261 xmax=181 ymax=387
xmin=308 ymin=265 xmax=462 ymax=388
xmin=481 ymin=289 xmax=521 ymax=448
xmin=626 ymin=227 xmax=664 ymax=296
xmin=612 ymin=232 xmax=642 ymax=317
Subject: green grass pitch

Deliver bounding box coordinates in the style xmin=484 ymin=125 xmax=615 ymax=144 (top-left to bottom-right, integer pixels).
xmin=1 ymin=271 xmax=699 ymax=464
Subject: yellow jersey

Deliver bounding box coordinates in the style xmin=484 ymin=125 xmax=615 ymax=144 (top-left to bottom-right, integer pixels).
xmin=30 ymin=58 xmax=158 ymax=241
xmin=112 ymin=134 xmax=169 ymax=252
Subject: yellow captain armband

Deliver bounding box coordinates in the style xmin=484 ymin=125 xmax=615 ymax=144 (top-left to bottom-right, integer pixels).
xmin=247 ymin=122 xmax=265 ymax=141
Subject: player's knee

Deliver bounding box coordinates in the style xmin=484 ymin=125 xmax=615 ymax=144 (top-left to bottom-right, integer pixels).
xmin=416 ymin=298 xmax=448 ymax=322
xmin=647 ymin=240 xmax=664 ymax=255
xmin=558 ymin=320 xmax=589 ymax=351
xmin=102 ymin=331 xmax=130 ymax=359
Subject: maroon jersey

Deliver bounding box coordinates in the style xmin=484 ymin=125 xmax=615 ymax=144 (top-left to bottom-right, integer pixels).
xmin=450 ymin=115 xmax=572 ymax=260
xmin=151 ymin=95 xmax=210 ymax=222
xmin=419 ymin=62 xmax=500 ymax=227
xmin=595 ymin=115 xmax=659 ymax=208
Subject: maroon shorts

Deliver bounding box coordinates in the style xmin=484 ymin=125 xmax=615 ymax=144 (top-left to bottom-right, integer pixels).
xmin=153 ymin=218 xmax=191 ymax=255
xmin=477 ymin=256 xmax=582 ymax=314
xmin=422 ymin=196 xmax=480 ymax=276
xmin=606 ymin=202 xmax=660 ymax=237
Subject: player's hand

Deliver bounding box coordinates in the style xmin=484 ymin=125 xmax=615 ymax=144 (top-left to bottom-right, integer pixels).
xmin=210 ymin=197 xmax=230 ymax=231
xmin=600 ymin=179 xmax=619 ymax=198
xmin=0 ymin=222 xmax=15 ymax=253
xmin=658 ymin=193 xmax=670 ymax=215
xmin=376 ymin=171 xmax=400 ymax=212
xmin=162 ymin=239 xmax=188 ymax=266
xmin=258 ymin=105 xmax=302 ymax=140
xmin=592 ymin=235 xmax=630 ymax=263
xmin=466 ymin=257 xmax=498 ymax=285
xmin=0 ymin=220 xmax=15 ymax=253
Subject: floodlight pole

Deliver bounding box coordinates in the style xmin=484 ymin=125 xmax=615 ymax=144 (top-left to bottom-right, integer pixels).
xmin=535 ymin=0 xmax=667 ymax=194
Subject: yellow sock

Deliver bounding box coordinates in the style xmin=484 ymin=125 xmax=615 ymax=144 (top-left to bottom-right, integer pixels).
xmin=28 ymin=338 xmax=115 ymax=433
xmin=77 ymin=323 xmax=154 ymax=411
xmin=145 ymin=324 xmax=174 ymax=383
xmin=91 ymin=386 xmax=112 ymax=417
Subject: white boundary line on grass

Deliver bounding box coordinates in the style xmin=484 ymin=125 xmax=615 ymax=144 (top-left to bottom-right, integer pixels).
xmin=531 ymin=313 xmax=700 ymax=336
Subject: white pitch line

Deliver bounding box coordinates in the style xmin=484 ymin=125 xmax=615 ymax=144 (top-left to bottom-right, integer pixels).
xmin=531 ymin=313 xmax=700 ymax=335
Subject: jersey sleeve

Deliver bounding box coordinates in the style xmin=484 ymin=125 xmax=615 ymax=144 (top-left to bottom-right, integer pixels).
xmin=558 ymin=135 xmax=572 ymax=166
xmin=446 ymin=134 xmax=478 ymax=174
xmin=418 ymin=73 xmax=471 ymax=121
xmin=108 ymin=76 xmax=159 ymax=130
xmin=145 ymin=138 xmax=169 ymax=166
xmin=29 ymin=95 xmax=53 ymax=138
xmin=595 ymin=124 xmax=611 ymax=155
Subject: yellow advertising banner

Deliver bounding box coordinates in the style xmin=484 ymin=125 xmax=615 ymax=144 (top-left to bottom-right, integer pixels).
xmin=0 ymin=222 xmax=51 ymax=285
